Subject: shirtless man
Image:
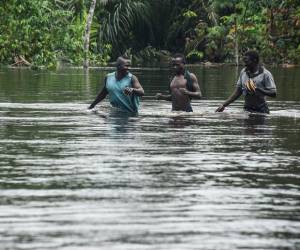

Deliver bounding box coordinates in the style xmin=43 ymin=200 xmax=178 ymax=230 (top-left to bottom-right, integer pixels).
xmin=216 ymin=50 xmax=277 ymax=113
xmin=156 ymin=54 xmax=202 ymax=112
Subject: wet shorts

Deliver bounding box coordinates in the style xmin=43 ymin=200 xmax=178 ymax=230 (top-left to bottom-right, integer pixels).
xmin=244 ymin=103 xmax=269 ymax=114
xmin=172 ymin=103 xmax=193 ymax=112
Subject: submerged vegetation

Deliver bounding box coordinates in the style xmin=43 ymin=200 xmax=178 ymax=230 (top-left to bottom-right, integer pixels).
xmin=0 ymin=0 xmax=299 ymax=67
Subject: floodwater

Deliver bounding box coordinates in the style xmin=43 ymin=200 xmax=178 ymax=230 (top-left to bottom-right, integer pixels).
xmin=0 ymin=66 xmax=299 ymax=250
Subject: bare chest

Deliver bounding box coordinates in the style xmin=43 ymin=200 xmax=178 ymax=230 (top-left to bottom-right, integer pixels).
xmin=170 ymin=76 xmax=187 ymax=89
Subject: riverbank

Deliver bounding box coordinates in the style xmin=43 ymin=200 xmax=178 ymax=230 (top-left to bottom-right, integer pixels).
xmin=1 ymin=61 xmax=299 ymax=71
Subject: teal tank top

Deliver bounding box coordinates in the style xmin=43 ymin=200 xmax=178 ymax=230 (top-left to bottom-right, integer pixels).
xmin=105 ymin=72 xmax=140 ymax=113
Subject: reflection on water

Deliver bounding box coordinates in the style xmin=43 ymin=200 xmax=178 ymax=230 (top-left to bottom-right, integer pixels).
xmin=0 ymin=67 xmax=300 ymax=250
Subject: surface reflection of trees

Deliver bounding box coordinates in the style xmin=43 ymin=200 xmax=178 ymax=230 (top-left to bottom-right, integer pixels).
xmin=243 ymin=114 xmax=300 ymax=155
xmin=272 ymin=117 xmax=300 ymax=154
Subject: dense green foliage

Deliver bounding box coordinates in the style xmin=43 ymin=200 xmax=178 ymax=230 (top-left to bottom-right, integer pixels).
xmin=0 ymin=0 xmax=83 ymax=68
xmin=0 ymin=0 xmax=299 ymax=67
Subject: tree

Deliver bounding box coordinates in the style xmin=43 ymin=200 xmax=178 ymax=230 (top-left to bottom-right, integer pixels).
xmin=83 ymin=0 xmax=97 ymax=68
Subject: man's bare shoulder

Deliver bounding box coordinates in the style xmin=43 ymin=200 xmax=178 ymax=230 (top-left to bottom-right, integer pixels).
xmin=189 ymin=72 xmax=198 ymax=81
xmin=131 ymin=74 xmax=138 ymax=80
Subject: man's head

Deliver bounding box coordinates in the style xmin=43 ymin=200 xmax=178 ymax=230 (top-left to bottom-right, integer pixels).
xmin=243 ymin=50 xmax=259 ymax=69
xmin=171 ymin=53 xmax=186 ymax=74
xmin=116 ymin=56 xmax=131 ymax=74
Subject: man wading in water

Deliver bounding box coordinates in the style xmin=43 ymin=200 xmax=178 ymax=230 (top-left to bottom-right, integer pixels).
xmin=156 ymin=54 xmax=202 ymax=112
xmin=216 ymin=50 xmax=277 ymax=113
xmin=88 ymin=56 xmax=144 ymax=113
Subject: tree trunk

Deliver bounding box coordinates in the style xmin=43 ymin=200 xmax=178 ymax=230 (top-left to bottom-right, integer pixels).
xmin=83 ymin=0 xmax=97 ymax=69
xmin=234 ymin=16 xmax=239 ymax=66
xmin=269 ymin=8 xmax=274 ymax=36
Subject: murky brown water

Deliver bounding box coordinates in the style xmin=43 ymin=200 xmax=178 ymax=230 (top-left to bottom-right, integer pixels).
xmin=0 ymin=66 xmax=300 ymax=249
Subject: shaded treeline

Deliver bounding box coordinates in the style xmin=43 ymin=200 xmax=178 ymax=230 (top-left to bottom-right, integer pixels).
xmin=0 ymin=0 xmax=299 ymax=68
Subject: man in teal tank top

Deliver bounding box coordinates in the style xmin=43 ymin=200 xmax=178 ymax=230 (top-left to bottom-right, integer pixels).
xmin=88 ymin=56 xmax=144 ymax=113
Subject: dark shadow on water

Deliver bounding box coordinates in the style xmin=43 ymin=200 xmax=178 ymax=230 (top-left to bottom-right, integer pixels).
xmin=107 ymin=109 xmax=139 ymax=133
xmin=242 ymin=113 xmax=270 ymax=135
xmin=168 ymin=115 xmax=199 ymax=128
xmin=240 ymin=113 xmax=275 ymax=153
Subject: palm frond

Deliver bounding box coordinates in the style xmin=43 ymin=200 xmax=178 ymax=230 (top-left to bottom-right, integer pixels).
xmin=99 ymin=0 xmax=153 ymax=55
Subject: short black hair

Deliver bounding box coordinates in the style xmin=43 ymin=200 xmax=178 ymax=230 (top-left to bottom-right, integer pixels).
xmin=116 ymin=55 xmax=131 ymax=67
xmin=244 ymin=50 xmax=259 ymax=63
xmin=172 ymin=53 xmax=186 ymax=64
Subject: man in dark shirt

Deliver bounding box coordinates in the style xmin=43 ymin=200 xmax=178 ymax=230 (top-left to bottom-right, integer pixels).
xmin=216 ymin=50 xmax=277 ymax=113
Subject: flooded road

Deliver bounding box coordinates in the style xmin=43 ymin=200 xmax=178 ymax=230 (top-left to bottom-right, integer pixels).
xmin=0 ymin=66 xmax=300 ymax=249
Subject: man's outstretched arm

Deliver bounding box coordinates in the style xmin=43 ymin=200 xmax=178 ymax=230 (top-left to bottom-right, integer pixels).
xmin=88 ymin=78 xmax=108 ymax=109
xmin=216 ymin=87 xmax=242 ymax=112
